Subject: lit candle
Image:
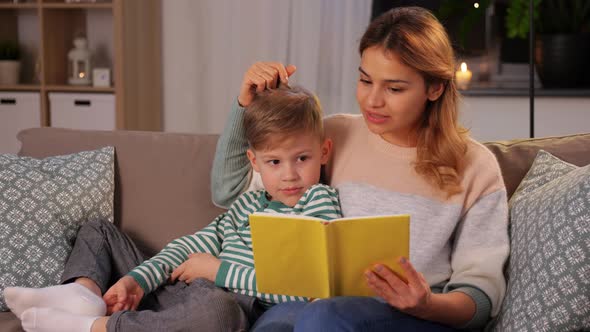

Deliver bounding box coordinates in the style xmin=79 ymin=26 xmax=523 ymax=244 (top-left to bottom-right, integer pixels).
xmin=455 ymin=62 xmax=472 ymax=90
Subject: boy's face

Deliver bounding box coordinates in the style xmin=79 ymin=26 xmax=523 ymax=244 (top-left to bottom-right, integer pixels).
xmin=247 ymin=132 xmax=332 ymax=207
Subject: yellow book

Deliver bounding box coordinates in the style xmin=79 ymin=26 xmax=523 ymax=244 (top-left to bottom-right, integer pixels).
xmin=249 ymin=213 xmax=410 ymax=299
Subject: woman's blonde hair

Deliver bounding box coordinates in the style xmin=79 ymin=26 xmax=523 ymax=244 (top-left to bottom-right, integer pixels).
xmin=359 ymin=6 xmax=468 ymax=196
xmin=244 ymin=86 xmax=324 ymax=151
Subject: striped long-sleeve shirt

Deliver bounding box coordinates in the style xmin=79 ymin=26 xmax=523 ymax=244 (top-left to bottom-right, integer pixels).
xmin=127 ymin=183 xmax=341 ymax=306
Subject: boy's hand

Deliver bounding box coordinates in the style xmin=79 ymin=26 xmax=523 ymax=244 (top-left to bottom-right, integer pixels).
xmin=170 ymin=253 xmax=222 ymax=284
xmin=103 ymin=275 xmax=144 ymax=314
xmin=238 ymin=62 xmax=297 ymax=107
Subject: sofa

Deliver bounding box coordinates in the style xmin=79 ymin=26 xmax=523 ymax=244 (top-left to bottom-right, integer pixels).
xmin=1 ymin=127 xmax=589 ymax=332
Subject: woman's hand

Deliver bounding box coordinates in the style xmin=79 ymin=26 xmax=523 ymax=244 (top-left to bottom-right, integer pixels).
xmin=238 ymin=62 xmax=297 ymax=107
xmin=365 ymin=257 xmax=432 ymax=319
xmin=170 ymin=253 xmax=222 ymax=284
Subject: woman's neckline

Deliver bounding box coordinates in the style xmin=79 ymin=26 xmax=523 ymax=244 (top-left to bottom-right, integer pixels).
xmin=365 ymin=126 xmax=417 ymax=159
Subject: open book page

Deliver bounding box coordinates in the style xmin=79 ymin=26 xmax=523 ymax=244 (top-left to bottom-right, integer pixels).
xmin=250 ymin=211 xmax=325 ymax=221
xmin=328 ymin=214 xmax=410 ymax=297
xmin=250 ymin=213 xmax=332 ymax=298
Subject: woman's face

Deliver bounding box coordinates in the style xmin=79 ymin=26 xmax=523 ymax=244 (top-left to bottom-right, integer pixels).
xmin=356 ymin=46 xmax=441 ymax=146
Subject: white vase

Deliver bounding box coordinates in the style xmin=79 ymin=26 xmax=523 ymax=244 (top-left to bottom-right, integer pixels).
xmin=0 ymin=60 xmax=21 ymax=85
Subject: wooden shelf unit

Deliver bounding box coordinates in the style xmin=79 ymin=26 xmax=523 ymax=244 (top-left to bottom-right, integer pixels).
xmin=0 ymin=84 xmax=40 ymax=91
xmin=42 ymin=3 xmax=113 ymax=9
xmin=44 ymin=84 xmax=114 ymax=92
xmin=0 ymin=0 xmax=162 ymax=131
xmin=0 ymin=3 xmax=38 ymax=9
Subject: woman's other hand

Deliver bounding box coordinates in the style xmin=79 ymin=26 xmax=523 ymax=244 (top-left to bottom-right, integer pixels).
xmin=365 ymin=257 xmax=433 ymax=319
xmin=238 ymin=62 xmax=297 ymax=107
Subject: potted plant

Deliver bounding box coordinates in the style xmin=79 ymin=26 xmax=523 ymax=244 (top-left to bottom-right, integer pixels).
xmin=506 ymin=0 xmax=590 ymax=88
xmin=0 ymin=40 xmax=21 ymax=85
xmin=437 ymin=0 xmax=492 ymax=52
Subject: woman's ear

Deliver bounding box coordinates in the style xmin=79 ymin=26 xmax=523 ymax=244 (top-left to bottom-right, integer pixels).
xmin=247 ymin=149 xmax=260 ymax=172
xmin=427 ymin=82 xmax=445 ymax=101
xmin=320 ymin=138 xmax=333 ymax=165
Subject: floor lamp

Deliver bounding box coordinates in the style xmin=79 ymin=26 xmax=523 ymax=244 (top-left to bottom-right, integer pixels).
xmin=529 ymin=0 xmax=535 ymax=138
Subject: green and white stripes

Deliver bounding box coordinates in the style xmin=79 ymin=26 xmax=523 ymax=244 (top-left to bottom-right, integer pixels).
xmin=127 ymin=184 xmax=341 ymax=306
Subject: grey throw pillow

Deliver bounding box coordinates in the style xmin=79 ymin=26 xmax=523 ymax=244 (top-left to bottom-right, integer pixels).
xmin=0 ymin=147 xmax=114 ymax=311
xmin=489 ymin=150 xmax=590 ymax=331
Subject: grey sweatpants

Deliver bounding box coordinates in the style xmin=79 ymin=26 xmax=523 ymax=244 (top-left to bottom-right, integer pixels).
xmin=61 ymin=219 xmax=264 ymax=332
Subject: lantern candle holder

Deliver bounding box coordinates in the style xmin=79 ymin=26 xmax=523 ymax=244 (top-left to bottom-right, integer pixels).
xmin=68 ymin=37 xmax=91 ymax=85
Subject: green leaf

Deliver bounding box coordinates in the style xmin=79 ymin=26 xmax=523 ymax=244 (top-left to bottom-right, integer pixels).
xmin=506 ymin=0 xmax=588 ymax=37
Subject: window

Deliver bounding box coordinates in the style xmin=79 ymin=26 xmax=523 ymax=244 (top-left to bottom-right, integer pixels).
xmin=371 ymin=0 xmax=533 ymax=88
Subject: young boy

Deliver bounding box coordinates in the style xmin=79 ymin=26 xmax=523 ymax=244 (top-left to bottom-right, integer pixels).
xmin=6 ymin=86 xmax=341 ymax=332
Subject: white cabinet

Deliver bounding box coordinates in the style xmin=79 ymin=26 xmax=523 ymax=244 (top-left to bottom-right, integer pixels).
xmin=0 ymin=92 xmax=41 ymax=154
xmin=49 ymin=93 xmax=115 ymax=130
xmin=460 ymin=96 xmax=590 ymax=142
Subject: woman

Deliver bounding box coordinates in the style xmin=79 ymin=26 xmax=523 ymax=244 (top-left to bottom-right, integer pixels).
xmin=212 ymin=6 xmax=508 ymax=331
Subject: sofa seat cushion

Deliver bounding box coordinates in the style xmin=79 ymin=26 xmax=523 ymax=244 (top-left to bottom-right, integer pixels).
xmin=490 ymin=151 xmax=590 ymax=331
xmin=0 ymin=147 xmax=114 ymax=312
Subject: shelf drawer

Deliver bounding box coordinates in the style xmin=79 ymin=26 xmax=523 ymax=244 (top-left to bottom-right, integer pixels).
xmin=0 ymin=92 xmax=41 ymax=154
xmin=49 ymin=92 xmax=115 ymax=130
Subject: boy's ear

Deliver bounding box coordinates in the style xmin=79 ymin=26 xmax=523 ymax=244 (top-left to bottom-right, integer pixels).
xmin=247 ymin=149 xmax=260 ymax=172
xmin=427 ymin=82 xmax=445 ymax=101
xmin=320 ymin=138 xmax=332 ymax=165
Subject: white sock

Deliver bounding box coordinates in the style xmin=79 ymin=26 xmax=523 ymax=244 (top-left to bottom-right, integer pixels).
xmin=4 ymin=283 xmax=106 ymax=318
xmin=21 ymin=307 xmax=99 ymax=332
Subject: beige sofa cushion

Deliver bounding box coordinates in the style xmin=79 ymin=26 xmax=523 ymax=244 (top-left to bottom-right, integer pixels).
xmin=17 ymin=128 xmax=225 ymax=257
xmin=0 ymin=314 xmax=21 ymax=332
xmin=484 ymin=133 xmax=590 ymax=199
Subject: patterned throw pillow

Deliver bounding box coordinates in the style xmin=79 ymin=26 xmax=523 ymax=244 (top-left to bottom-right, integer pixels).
xmin=0 ymin=147 xmax=114 ymax=311
xmin=489 ymin=150 xmax=590 ymax=332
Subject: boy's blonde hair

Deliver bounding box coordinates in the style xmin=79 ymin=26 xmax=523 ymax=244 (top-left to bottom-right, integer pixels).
xmin=244 ymin=86 xmax=324 ymax=151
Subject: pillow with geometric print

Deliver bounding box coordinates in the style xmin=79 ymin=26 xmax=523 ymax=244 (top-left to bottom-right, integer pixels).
xmin=0 ymin=147 xmax=114 ymax=311
xmin=489 ymin=150 xmax=590 ymax=332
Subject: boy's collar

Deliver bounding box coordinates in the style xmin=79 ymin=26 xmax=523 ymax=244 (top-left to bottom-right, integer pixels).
xmin=259 ymin=190 xmax=290 ymax=210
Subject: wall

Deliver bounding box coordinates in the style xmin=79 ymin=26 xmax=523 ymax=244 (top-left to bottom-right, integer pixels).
xmin=460 ymin=96 xmax=590 ymax=142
